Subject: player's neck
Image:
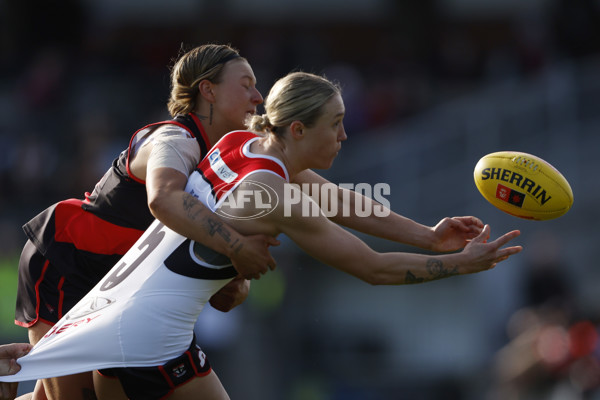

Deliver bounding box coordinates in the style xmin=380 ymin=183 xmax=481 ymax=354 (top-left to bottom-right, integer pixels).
xmin=252 ymin=136 xmax=306 ymax=178
xmin=203 ymin=121 xmax=238 ymax=147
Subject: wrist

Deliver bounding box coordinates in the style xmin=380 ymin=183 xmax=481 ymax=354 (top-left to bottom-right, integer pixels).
xmin=201 ymin=213 xmax=243 ymax=258
xmin=413 ymin=225 xmax=436 ymax=251
xmin=443 ymin=252 xmax=470 ymax=275
xmin=425 ymin=226 xmax=438 ymax=251
xmin=222 ymin=231 xmax=244 ymax=259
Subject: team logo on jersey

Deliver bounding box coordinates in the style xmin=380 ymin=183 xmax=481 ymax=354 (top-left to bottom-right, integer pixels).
xmin=65 ymin=296 xmax=115 ymax=320
xmin=208 ymin=148 xmax=238 ymax=183
xmin=211 ymin=180 xmax=279 ymax=220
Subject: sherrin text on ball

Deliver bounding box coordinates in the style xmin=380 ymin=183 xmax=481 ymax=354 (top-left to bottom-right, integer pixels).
xmin=473 ymin=151 xmax=573 ymax=220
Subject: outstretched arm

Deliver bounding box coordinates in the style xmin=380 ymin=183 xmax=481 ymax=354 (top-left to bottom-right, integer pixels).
xmin=274 ymin=180 xmax=522 ymax=285
xmin=293 ymin=170 xmax=483 ymax=252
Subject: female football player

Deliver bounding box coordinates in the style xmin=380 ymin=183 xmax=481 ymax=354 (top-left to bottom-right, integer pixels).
xmin=4 ymin=71 xmax=521 ymax=400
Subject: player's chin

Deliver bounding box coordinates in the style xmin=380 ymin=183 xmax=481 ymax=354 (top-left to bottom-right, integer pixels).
xmin=327 ymin=152 xmax=341 ymax=167
xmin=324 ymin=158 xmax=337 ymax=169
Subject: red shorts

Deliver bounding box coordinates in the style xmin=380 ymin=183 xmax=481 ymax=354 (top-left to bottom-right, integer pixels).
xmin=98 ymin=337 xmax=212 ymax=399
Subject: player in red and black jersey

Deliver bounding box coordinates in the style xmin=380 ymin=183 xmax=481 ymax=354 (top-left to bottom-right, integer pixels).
xmin=15 ymin=44 xmax=278 ymax=400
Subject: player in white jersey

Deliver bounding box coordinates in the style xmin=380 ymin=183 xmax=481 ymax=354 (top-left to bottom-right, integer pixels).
xmin=1 ymin=72 xmax=522 ymax=399
xmin=0 ymin=130 xmax=288 ymax=399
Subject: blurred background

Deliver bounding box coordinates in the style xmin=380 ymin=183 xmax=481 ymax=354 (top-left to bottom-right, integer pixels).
xmin=1 ymin=0 xmax=599 ymax=398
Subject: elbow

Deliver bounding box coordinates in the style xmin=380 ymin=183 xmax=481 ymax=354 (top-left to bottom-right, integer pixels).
xmin=348 ymin=253 xmax=390 ymax=286
xmin=146 ymin=167 xmax=189 ymax=222
xmin=147 ymin=191 xmax=173 ymax=221
xmin=361 ymin=270 xmax=387 ymax=286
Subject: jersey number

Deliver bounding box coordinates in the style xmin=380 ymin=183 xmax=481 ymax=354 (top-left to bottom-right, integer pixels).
xmin=99 ymin=222 xmax=166 ymax=291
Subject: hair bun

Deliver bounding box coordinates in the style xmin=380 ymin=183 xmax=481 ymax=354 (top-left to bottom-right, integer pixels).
xmin=247 ymin=113 xmax=273 ymax=132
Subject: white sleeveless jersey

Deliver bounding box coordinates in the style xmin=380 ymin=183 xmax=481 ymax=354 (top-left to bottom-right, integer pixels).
xmin=1 ymin=131 xmax=288 ymax=382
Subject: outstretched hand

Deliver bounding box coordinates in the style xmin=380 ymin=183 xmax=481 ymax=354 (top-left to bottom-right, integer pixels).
xmin=461 ymin=225 xmax=522 ymax=274
xmin=230 ymin=234 xmax=280 ymax=280
xmin=430 ymin=216 xmax=485 ymax=252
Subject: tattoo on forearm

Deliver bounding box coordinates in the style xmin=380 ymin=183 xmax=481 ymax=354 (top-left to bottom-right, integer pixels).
xmin=205 ymin=218 xmax=243 ymax=253
xmin=230 ymin=238 xmax=243 ymax=254
xmin=405 ymin=259 xmax=459 ymax=284
xmin=405 ymin=270 xmax=424 ymax=284
xmin=182 ymin=193 xmax=244 ymax=254
xmin=426 ymin=259 xmax=459 ymax=279
xmin=182 ymin=193 xmax=205 ymax=221
xmin=206 ymin=219 xmax=230 ymax=241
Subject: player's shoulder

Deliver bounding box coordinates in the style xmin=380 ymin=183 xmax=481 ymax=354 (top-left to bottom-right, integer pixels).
xmin=154 ymin=124 xmax=195 ymax=140
xmin=239 ymin=170 xmax=289 ymax=202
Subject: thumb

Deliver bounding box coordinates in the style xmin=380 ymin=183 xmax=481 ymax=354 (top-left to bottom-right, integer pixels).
xmin=7 ymin=358 xmax=21 ymax=375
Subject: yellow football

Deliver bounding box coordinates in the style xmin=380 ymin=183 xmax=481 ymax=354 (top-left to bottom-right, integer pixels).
xmin=473 ymin=151 xmax=574 ymax=220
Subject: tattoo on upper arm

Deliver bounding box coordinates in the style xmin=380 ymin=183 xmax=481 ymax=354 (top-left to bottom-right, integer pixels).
xmin=405 ymin=259 xmax=459 ymax=284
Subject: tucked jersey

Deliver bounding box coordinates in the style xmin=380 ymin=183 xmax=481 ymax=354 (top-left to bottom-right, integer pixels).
xmin=1 ymin=131 xmax=289 ymax=382
xmin=19 ymin=113 xmax=210 ymax=294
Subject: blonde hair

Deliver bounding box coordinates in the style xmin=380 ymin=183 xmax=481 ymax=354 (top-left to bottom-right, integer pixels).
xmin=167 ymin=44 xmax=245 ymax=117
xmin=248 ymin=72 xmax=341 ymax=136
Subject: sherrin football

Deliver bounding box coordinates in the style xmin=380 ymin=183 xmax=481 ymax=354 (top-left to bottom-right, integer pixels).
xmin=474 ymin=151 xmax=573 ymax=220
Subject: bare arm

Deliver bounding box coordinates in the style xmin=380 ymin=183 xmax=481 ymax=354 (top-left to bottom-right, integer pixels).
xmin=273 ymin=180 xmax=522 ymax=285
xmin=146 ymin=167 xmax=278 ymax=279
xmin=293 ymin=169 xmax=484 ymax=252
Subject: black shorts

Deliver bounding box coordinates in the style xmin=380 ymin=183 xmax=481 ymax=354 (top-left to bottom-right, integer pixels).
xmin=15 ymin=240 xmax=90 ymax=327
xmin=98 ymin=338 xmax=212 ymax=400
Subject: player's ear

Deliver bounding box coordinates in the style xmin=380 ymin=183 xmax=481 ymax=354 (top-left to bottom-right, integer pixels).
xmin=198 ymin=80 xmax=216 ymax=102
xmin=289 ymin=121 xmax=304 ymax=139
